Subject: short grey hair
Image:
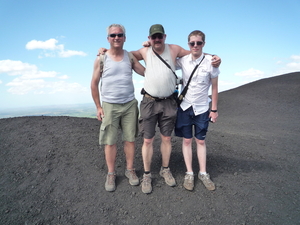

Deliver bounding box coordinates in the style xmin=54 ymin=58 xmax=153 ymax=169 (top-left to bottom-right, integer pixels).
xmin=107 ymin=24 xmax=126 ymax=36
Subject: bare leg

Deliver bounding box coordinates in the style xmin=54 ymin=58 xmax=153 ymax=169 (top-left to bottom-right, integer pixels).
xmin=196 ymin=139 xmax=207 ymax=173
xmin=124 ymin=141 xmax=135 ymax=170
xmin=182 ymin=138 xmax=193 ymax=172
xmin=105 ymin=144 xmax=117 ymax=173
xmin=142 ymin=137 xmax=154 ymax=171
xmin=160 ymin=134 xmax=172 ymax=167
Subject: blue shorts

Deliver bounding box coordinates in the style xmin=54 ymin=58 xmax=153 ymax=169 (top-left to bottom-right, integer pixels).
xmin=175 ymin=107 xmax=210 ymax=140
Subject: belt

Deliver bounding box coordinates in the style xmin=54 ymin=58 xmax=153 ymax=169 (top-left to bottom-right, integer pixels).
xmin=144 ymin=93 xmax=173 ymax=101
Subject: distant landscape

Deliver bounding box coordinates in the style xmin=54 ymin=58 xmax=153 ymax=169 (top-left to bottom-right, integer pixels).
xmin=0 ymin=103 xmax=97 ymax=119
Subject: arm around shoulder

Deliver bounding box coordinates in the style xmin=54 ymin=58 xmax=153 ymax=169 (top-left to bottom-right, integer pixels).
xmin=169 ymin=44 xmax=190 ymax=58
xmin=132 ymin=54 xmax=145 ymax=76
xmin=204 ymin=53 xmax=221 ymax=68
xmin=130 ymin=49 xmax=144 ymax=61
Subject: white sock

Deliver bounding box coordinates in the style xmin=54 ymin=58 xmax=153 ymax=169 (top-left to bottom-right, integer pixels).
xmin=200 ymin=172 xmax=207 ymax=175
xmin=186 ymin=172 xmax=194 ymax=175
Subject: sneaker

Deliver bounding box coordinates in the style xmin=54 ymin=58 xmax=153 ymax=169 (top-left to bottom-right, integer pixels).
xmin=141 ymin=173 xmax=152 ymax=194
xmin=125 ymin=169 xmax=139 ymax=186
xmin=105 ymin=172 xmax=116 ymax=192
xmin=198 ymin=173 xmax=215 ymax=191
xmin=159 ymin=167 xmax=176 ymax=186
xmin=183 ymin=174 xmax=194 ymax=191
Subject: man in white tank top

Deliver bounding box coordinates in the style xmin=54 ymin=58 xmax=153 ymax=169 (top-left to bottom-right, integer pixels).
xmin=91 ymin=24 xmax=145 ymax=192
xmin=131 ymin=24 xmax=221 ymax=194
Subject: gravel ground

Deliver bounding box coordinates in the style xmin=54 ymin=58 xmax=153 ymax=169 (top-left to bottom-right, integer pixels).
xmin=1 ymin=72 xmax=300 ymax=225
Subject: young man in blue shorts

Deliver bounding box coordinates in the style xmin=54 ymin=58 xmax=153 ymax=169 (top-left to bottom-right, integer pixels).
xmin=175 ymin=30 xmax=220 ymax=191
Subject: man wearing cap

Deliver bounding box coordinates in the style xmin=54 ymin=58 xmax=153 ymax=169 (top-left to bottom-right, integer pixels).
xmin=131 ymin=24 xmax=221 ymax=194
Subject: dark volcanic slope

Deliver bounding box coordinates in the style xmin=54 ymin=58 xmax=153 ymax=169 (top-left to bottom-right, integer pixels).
xmin=1 ymin=72 xmax=300 ymax=225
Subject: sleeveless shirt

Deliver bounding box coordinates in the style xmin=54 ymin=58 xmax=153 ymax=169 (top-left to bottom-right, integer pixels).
xmin=144 ymin=44 xmax=176 ymax=97
xmin=101 ymin=50 xmax=135 ymax=104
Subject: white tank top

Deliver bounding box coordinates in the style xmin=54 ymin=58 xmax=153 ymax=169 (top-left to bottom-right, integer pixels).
xmin=144 ymin=44 xmax=176 ymax=97
xmin=101 ymin=50 xmax=135 ymax=104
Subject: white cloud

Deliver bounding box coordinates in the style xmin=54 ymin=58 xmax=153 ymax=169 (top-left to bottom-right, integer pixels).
xmin=48 ymin=81 xmax=87 ymax=94
xmin=235 ymin=68 xmax=265 ymax=78
xmin=291 ymin=55 xmax=300 ymax=61
xmin=218 ymin=80 xmax=238 ymax=91
xmin=58 ymin=75 xmax=69 ymax=79
xmin=7 ymin=77 xmax=88 ymax=95
xmin=286 ymin=55 xmax=300 ymax=70
xmin=0 ymin=60 xmax=57 ymax=79
xmin=286 ymin=62 xmax=300 ymax=69
xmin=1 ymin=60 xmax=88 ymax=95
xmin=25 ymin=38 xmax=87 ymax=58
xmin=274 ymin=54 xmax=300 ymax=75
xmin=0 ymin=80 xmax=2 ymax=84
xmin=7 ymin=78 xmax=47 ymax=95
xmin=58 ymin=49 xmax=87 ymax=58
xmin=0 ymin=60 xmax=38 ymax=76
xmin=26 ymin=39 xmax=58 ymax=50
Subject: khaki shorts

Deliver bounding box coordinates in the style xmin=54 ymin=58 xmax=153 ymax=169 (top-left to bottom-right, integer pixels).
xmin=99 ymin=99 xmax=138 ymax=145
xmin=139 ymin=96 xmax=177 ymax=139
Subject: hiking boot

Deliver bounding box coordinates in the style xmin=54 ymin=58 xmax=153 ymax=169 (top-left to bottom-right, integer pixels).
xmin=125 ymin=169 xmax=139 ymax=186
xmin=159 ymin=167 xmax=176 ymax=186
xmin=141 ymin=173 xmax=152 ymax=194
xmin=198 ymin=173 xmax=215 ymax=191
xmin=183 ymin=174 xmax=194 ymax=191
xmin=105 ymin=172 xmax=116 ymax=192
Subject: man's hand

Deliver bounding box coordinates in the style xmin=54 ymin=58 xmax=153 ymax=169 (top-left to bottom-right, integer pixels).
xmin=97 ymin=48 xmax=108 ymax=56
xmin=212 ymin=55 xmax=221 ymax=68
xmin=209 ymin=111 xmax=218 ymax=123
xmin=96 ymin=107 xmax=104 ymax=121
xmin=142 ymin=41 xmax=151 ymax=47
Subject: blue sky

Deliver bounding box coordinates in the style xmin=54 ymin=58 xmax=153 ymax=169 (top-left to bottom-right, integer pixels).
xmin=1 ymin=0 xmax=299 ymax=110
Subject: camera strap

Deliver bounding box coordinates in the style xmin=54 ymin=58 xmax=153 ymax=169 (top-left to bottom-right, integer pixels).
xmin=178 ymin=55 xmax=205 ymax=101
xmin=152 ymin=48 xmax=178 ymax=79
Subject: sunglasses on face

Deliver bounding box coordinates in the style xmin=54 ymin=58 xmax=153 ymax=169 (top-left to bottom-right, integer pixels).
xmin=151 ymin=34 xmax=164 ymax=40
xmin=109 ymin=33 xmax=124 ymax=38
xmin=189 ymin=41 xmax=203 ymax=47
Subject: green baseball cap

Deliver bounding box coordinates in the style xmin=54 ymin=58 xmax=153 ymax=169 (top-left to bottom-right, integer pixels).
xmin=149 ymin=24 xmax=165 ymax=36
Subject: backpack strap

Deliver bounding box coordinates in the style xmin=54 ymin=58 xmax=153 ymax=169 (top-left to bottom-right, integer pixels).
xmin=128 ymin=51 xmax=134 ymax=67
xmin=99 ymin=54 xmax=106 ymax=73
xmin=99 ymin=51 xmax=133 ymax=73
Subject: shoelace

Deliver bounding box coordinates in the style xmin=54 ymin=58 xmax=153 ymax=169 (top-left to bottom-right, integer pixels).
xmin=107 ymin=175 xmax=115 ymax=184
xmin=164 ymin=170 xmax=173 ymax=179
xmin=143 ymin=176 xmax=151 ymax=184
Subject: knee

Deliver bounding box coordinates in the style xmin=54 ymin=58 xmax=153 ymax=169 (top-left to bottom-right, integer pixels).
xmin=143 ymin=138 xmax=154 ymax=146
xmin=196 ymin=139 xmax=205 ymax=146
xmin=183 ymin=138 xmax=192 ymax=146
xmin=161 ymin=135 xmax=171 ymax=144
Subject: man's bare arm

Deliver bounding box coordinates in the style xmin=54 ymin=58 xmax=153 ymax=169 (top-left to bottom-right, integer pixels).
xmin=91 ymin=57 xmax=104 ymax=121
xmin=132 ymin=55 xmax=145 ymax=76
xmin=209 ymin=76 xmax=219 ymax=123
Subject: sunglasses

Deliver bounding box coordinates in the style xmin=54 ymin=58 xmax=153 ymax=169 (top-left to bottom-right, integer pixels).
xmin=109 ymin=33 xmax=124 ymax=38
xmin=189 ymin=41 xmax=203 ymax=47
xmin=151 ymin=34 xmax=164 ymax=40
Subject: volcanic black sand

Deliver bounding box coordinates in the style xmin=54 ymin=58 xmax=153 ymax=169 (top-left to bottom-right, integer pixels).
xmin=1 ymin=72 xmax=300 ymax=225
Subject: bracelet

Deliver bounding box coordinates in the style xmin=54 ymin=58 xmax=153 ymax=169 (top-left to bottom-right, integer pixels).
xmin=211 ymin=109 xmax=217 ymax=112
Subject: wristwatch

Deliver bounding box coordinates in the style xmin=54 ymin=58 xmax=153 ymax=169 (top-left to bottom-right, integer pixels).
xmin=211 ymin=109 xmax=217 ymax=112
